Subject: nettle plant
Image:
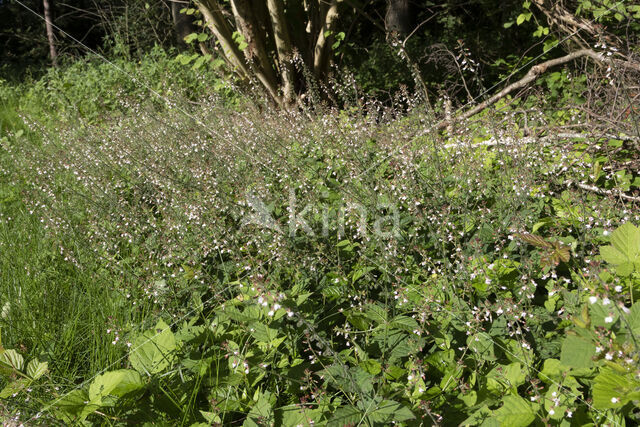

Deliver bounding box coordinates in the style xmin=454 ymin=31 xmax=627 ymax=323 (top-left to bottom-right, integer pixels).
xmin=16 ymin=222 xmax=634 ymax=425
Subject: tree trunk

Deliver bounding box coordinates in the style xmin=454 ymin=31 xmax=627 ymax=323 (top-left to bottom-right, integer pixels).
xmin=313 ymin=0 xmax=340 ymax=79
xmin=230 ymin=0 xmax=279 ymax=92
xmin=266 ymin=0 xmax=296 ymax=104
xmin=43 ymin=0 xmax=58 ymax=67
xmin=171 ymin=0 xmax=197 ymax=48
xmin=385 ymin=0 xmax=411 ymax=36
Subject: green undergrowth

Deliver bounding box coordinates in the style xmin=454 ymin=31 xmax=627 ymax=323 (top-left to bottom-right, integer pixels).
xmin=0 ymin=59 xmax=639 ymax=426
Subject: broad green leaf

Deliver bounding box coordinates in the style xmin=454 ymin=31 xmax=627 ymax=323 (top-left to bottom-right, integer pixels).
xmin=328 ymin=406 xmax=361 ymax=427
xmin=0 ymin=349 xmax=24 ymax=372
xmin=467 ymin=332 xmax=496 ymax=361
xmin=88 ymin=369 xmax=144 ymax=404
xmin=249 ymin=322 xmax=280 ymax=344
xmin=560 ymin=335 xmax=595 ymax=369
xmin=390 ymin=315 xmax=419 ymax=332
xmin=53 ymin=389 xmax=100 ymax=423
xmin=600 ymin=222 xmax=640 ymax=276
xmin=493 ymin=395 xmax=536 ymax=426
xmin=0 ymin=378 xmax=29 ymax=398
xmin=243 ymin=392 xmax=274 ymax=427
xmin=589 ymin=301 xmax=618 ymax=328
xmin=592 ymin=367 xmax=640 ymax=409
xmin=364 ymin=303 xmax=388 ymax=324
xmin=278 ymin=405 xmax=308 ymax=426
xmin=487 ymin=363 xmax=526 ymax=393
xmin=368 ymin=400 xmax=415 ymax=423
xmin=26 ymin=359 xmax=48 ymax=380
xmin=129 ymin=319 xmax=176 ymax=375
xmin=539 ymin=359 xmax=563 ymax=383
xmin=460 ymin=404 xmax=493 ymax=426
xmin=360 ymin=359 xmax=382 ymax=375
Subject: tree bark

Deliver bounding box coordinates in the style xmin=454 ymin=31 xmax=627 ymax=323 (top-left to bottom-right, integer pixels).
xmin=43 ymin=0 xmax=58 ymax=67
xmin=230 ymin=0 xmax=279 ymax=92
xmin=196 ymin=0 xmax=282 ymax=106
xmin=266 ymin=0 xmax=296 ymax=104
xmin=171 ymin=0 xmax=197 ymax=49
xmin=385 ymin=0 xmax=411 ymax=36
xmin=313 ymin=0 xmax=340 ymax=79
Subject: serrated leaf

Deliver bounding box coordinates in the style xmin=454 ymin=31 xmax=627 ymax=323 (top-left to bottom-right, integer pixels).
xmin=243 ymin=392 xmax=274 ymax=427
xmin=516 ymin=233 xmax=552 ymax=249
xmin=560 ymin=335 xmax=595 ymax=369
xmin=129 ymin=320 xmax=176 ymax=375
xmin=467 ymin=332 xmax=496 ymax=361
xmin=390 ymin=315 xmax=419 ymax=332
xmin=88 ymin=369 xmax=144 ymax=404
xmin=368 ymin=400 xmax=415 ymax=423
xmin=592 ymin=367 xmax=640 ymax=409
xmin=328 ymin=406 xmax=361 ymax=427
xmin=0 ymin=349 xmax=24 ymax=372
xmin=26 ymin=359 xmax=48 ymax=380
xmin=53 ymin=389 xmax=100 ymax=422
xmin=359 ymin=359 xmax=382 ymax=375
xmin=493 ymin=394 xmax=536 ymax=426
xmin=600 ymin=222 xmax=640 ymax=276
xmin=249 ymin=322 xmax=279 ymax=344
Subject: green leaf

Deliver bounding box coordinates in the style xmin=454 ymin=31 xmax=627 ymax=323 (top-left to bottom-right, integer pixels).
xmin=369 ymin=400 xmax=415 ymax=423
xmin=53 ymin=389 xmax=100 ymax=423
xmin=359 ymin=359 xmax=382 ymax=375
xmin=592 ymin=367 xmax=640 ymax=409
xmin=560 ymin=335 xmax=595 ymax=369
xmin=277 ymin=405 xmax=308 ymax=426
xmin=467 ymin=332 xmax=496 ymax=361
xmin=493 ymin=395 xmax=536 ymax=426
xmin=0 ymin=378 xmax=29 ymax=398
xmin=328 ymin=406 xmax=361 ymax=427
xmin=390 ymin=315 xmax=419 ymax=332
xmin=539 ymin=358 xmax=565 ymax=383
xmin=88 ymin=369 xmax=144 ymax=404
xmin=249 ymin=322 xmax=280 ymax=344
xmin=26 ymin=359 xmax=48 ymax=380
xmin=0 ymin=349 xmax=24 ymax=372
xmin=600 ymin=222 xmax=640 ymax=276
xmin=184 ymin=33 xmax=198 ymax=44
xmin=486 ymin=363 xmax=526 ymax=393
xmin=243 ymin=392 xmax=274 ymax=427
xmin=129 ymin=319 xmax=176 ymax=375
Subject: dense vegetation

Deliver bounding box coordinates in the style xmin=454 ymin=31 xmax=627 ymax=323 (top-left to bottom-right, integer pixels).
xmin=1 ymin=0 xmax=639 ymax=425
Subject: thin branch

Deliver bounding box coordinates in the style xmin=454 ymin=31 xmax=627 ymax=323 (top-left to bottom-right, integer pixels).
xmin=568 ymin=181 xmax=640 ymax=203
xmin=436 ymin=49 xmax=619 ymax=130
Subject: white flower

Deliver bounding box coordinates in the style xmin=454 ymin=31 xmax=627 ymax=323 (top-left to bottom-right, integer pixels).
xmin=589 ymin=296 xmax=598 ymax=304
xmin=611 ymin=397 xmax=619 ymax=404
xmin=567 ymin=411 xmax=572 ymax=418
xmin=604 ymin=316 xmax=613 ymax=323
xmin=595 ymin=346 xmax=602 ymax=353
xmin=614 ymin=285 xmax=622 ymax=293
xmin=602 ymin=297 xmax=611 ymax=305
xmin=605 ymin=353 xmax=613 ymax=360
xmin=549 ymin=408 xmax=555 ymax=415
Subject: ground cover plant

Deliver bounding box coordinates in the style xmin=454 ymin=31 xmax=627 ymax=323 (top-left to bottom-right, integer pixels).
xmin=1 ymin=48 xmax=640 ymax=424
xmin=1 ymin=0 xmax=640 ymax=425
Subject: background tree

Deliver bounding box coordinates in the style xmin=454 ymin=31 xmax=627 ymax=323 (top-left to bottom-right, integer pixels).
xmin=193 ymin=0 xmax=346 ymax=106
